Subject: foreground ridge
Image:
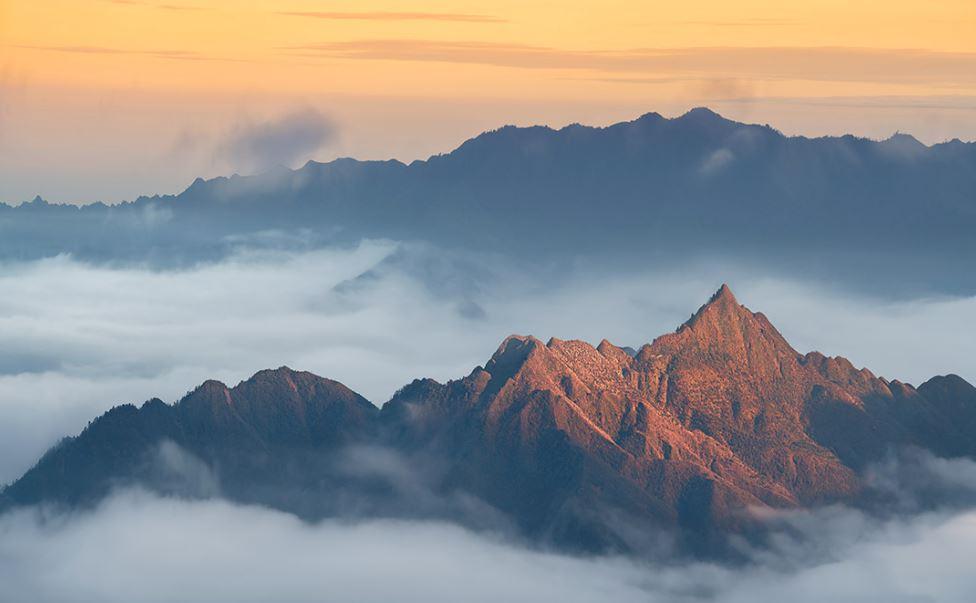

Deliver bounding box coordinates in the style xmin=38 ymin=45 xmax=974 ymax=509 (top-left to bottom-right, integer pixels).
xmin=4 ymin=285 xmax=975 ymax=558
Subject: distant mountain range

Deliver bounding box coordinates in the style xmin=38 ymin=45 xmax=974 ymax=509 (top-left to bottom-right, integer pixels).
xmin=2 ymin=108 xmax=974 ymax=294
xmin=5 ymin=285 xmax=975 ymax=557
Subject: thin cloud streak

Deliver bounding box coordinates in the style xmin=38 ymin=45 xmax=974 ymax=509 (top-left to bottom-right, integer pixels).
xmin=278 ymin=11 xmax=506 ymax=23
xmin=15 ymin=45 xmax=246 ymax=63
xmin=713 ymin=94 xmax=976 ymax=112
xmin=675 ymin=18 xmax=799 ymax=27
xmin=280 ymin=40 xmax=976 ymax=85
xmin=106 ymin=0 xmax=205 ymax=9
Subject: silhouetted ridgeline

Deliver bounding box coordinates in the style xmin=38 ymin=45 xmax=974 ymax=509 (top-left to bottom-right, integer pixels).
xmin=2 ymin=108 xmax=974 ymax=294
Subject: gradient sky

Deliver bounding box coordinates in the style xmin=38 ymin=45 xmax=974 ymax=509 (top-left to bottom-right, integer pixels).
xmin=2 ymin=0 xmax=975 ymax=203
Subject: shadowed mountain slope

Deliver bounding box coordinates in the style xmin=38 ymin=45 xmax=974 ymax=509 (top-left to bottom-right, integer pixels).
xmin=2 ymin=368 xmax=377 ymax=516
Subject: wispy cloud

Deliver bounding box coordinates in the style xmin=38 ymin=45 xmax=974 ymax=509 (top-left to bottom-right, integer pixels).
xmin=715 ymin=94 xmax=976 ymax=112
xmin=278 ymin=11 xmax=505 ymax=23
xmin=280 ymin=39 xmax=602 ymax=70
xmin=106 ymin=0 xmax=205 ymax=10
xmin=279 ymin=40 xmax=976 ymax=86
xmin=15 ymin=45 xmax=244 ymax=62
xmin=16 ymin=44 xmax=197 ymax=58
xmin=582 ymin=75 xmax=759 ymax=99
xmin=155 ymin=3 xmax=205 ymax=10
xmin=676 ymin=18 xmax=798 ymax=27
xmin=214 ymin=107 xmax=337 ymax=172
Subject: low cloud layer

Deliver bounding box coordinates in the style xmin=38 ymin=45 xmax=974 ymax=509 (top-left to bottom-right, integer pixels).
xmin=0 ymin=243 xmax=973 ymax=484
xmin=2 ymin=241 xmax=976 ymax=601
xmin=2 ymin=484 xmax=976 ymax=602
xmin=0 ymin=491 xmax=649 ymax=603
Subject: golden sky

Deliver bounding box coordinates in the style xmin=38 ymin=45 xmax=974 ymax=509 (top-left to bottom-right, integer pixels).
xmin=2 ymin=0 xmax=975 ymax=202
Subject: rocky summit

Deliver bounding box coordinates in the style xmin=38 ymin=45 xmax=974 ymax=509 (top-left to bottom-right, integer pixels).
xmin=5 ymin=285 xmax=975 ymax=557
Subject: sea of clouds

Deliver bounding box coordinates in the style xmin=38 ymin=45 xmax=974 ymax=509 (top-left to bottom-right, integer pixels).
xmin=2 ymin=240 xmax=976 ymax=601
xmin=2 ymin=481 xmax=976 ymax=602
xmin=1 ymin=240 xmax=974 ymax=485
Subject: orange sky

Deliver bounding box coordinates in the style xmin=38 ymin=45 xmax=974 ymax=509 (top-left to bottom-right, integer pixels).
xmin=2 ymin=0 xmax=975 ymax=202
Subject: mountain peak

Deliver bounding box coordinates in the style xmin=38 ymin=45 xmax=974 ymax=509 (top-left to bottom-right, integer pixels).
xmin=244 ymin=366 xmax=298 ymax=382
xmin=650 ymin=284 xmax=797 ymax=366
xmin=884 ymin=132 xmax=926 ymax=148
xmin=880 ymin=132 xmax=928 ymax=159
xmin=682 ymin=284 xmax=740 ymax=329
xmin=679 ymin=106 xmax=725 ymax=122
xmin=486 ymin=334 xmax=545 ymax=368
xmin=633 ymin=111 xmax=665 ymax=124
xmin=712 ymin=283 xmax=737 ymax=303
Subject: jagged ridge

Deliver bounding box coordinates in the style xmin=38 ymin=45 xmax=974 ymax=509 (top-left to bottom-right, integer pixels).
xmin=3 ymin=286 xmax=975 ymax=557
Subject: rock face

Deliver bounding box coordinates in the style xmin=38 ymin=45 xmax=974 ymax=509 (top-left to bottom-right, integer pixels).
xmin=4 ymin=286 xmax=975 ymax=556
xmin=379 ymin=285 xmax=976 ymax=553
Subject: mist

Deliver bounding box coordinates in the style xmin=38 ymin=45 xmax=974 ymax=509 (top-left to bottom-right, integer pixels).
xmin=0 ymin=241 xmax=974 ymax=485
xmin=2 ymin=240 xmax=976 ymax=601
xmin=2 ymin=477 xmax=976 ymax=602
xmin=215 ymin=108 xmax=338 ymax=173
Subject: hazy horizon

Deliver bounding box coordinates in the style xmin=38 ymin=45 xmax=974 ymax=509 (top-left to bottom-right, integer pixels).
xmin=3 ymin=0 xmax=975 ymax=204
xmin=5 ymin=105 xmax=971 ymax=207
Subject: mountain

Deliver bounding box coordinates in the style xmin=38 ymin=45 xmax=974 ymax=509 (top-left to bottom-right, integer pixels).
xmin=2 ymin=369 xmax=379 ymax=517
xmin=4 ymin=285 xmax=976 ymax=557
xmin=2 ymin=109 xmax=974 ymax=294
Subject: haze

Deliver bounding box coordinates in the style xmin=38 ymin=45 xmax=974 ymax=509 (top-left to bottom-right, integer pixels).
xmin=2 ymin=0 xmax=975 ymax=203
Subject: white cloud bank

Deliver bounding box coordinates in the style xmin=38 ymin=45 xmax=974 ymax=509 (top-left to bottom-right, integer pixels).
xmin=2 ymin=243 xmax=976 ymax=602
xmin=0 ymin=242 xmax=973 ymax=484
xmin=1 ymin=488 xmax=975 ymax=603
